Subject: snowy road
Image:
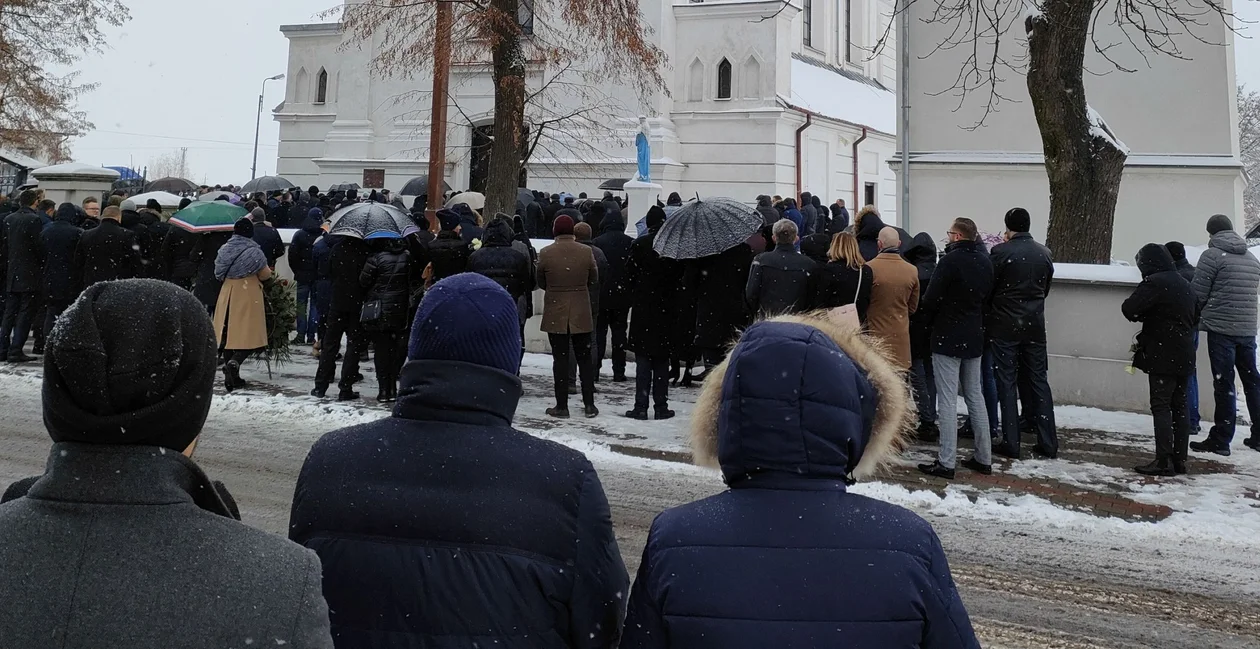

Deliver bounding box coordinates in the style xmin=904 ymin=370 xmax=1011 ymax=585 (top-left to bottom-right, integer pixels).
xmin=2 ymin=363 xmax=1259 ymax=648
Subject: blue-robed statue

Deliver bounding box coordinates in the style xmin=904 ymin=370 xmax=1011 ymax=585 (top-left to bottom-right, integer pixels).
xmin=635 ymin=115 xmax=651 ymax=183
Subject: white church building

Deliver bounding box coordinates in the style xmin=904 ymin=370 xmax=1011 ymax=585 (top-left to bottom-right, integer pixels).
xmin=276 ymin=0 xmax=899 ymax=218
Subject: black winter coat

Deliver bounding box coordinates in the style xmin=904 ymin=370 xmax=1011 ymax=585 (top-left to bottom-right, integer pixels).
xmin=584 ymin=241 xmax=609 ymax=318
xmin=288 ymin=214 xmax=323 ymax=284
xmin=191 ymin=231 xmax=231 ymax=308
xmin=626 ymin=229 xmax=682 ymax=357
xmin=1174 ymin=258 xmax=1196 ymax=285
xmin=75 ymin=219 xmax=142 ymax=290
xmin=427 ymin=230 xmax=470 ymax=282
xmin=289 ymin=360 xmax=627 ymax=649
xmin=40 ymin=207 xmax=84 ymax=302
xmin=253 ymin=223 xmax=285 ymax=268
xmin=987 ymin=232 xmax=1054 ymax=343
xmin=541 ymin=201 xmax=562 ymax=237
xmin=0 ymin=207 xmax=45 ymax=293
xmin=744 ymin=244 xmax=818 ymax=317
xmin=329 ymin=237 xmax=372 ymax=313
xmin=813 ymin=261 xmax=874 ymax=323
xmin=902 ymin=233 xmax=938 ymax=360
xmin=591 ymin=213 xmax=634 ymax=311
xmin=755 ymin=197 xmax=779 ymax=227
xmin=525 ymin=201 xmax=546 ymax=239
xmin=685 ymin=244 xmax=754 ymax=350
xmin=121 ymin=209 xmax=162 ymax=278
xmin=159 ymin=226 xmax=199 ymax=284
xmin=1123 ymin=244 xmax=1198 ymax=376
xmin=359 ymin=246 xmax=412 ymax=332
xmin=921 ymin=239 xmax=994 ymax=359
xmin=854 ymin=212 xmax=910 ymax=263
xmin=468 ymin=220 xmax=533 ymax=307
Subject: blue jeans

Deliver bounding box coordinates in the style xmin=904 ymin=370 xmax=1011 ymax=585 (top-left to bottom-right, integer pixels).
xmin=1207 ymin=332 xmax=1260 ymax=444
xmin=1187 ymin=331 xmax=1200 ymax=430
xmin=296 ymin=282 xmax=317 ymax=342
xmin=981 ymin=346 xmax=1000 ymax=437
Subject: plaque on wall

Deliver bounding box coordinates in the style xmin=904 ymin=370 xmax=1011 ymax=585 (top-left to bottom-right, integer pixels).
xmin=362 ymin=168 xmax=385 ymax=189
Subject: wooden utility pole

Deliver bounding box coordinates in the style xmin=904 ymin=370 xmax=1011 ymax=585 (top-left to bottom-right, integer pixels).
xmin=425 ymin=0 xmax=453 ymax=233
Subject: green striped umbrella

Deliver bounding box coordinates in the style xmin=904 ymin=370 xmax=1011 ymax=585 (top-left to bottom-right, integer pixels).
xmin=170 ymin=201 xmax=249 ymax=233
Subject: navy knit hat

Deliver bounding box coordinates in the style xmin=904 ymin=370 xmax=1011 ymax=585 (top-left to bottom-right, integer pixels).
xmin=437 ymin=208 xmax=461 ymax=231
xmin=408 ymin=273 xmax=522 ymax=375
xmin=1004 ymin=207 xmax=1031 ymax=233
xmin=1207 ymin=214 xmax=1233 ymax=236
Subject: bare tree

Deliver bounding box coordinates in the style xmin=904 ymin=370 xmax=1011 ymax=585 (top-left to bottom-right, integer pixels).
xmin=337 ymin=0 xmax=666 ymax=217
xmin=875 ymin=0 xmax=1237 ymax=263
xmin=1242 ymin=85 xmax=1259 ymax=228
xmin=0 ymin=0 xmax=130 ymax=161
xmin=148 ymin=149 xmax=192 ymax=181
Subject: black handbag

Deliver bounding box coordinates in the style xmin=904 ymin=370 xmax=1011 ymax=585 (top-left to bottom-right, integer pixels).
xmin=360 ymin=299 xmax=384 ymax=325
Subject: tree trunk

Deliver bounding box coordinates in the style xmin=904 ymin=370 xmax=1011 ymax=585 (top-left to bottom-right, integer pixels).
xmin=485 ymin=0 xmax=526 ymax=219
xmin=1025 ymin=2 xmax=1128 ymax=264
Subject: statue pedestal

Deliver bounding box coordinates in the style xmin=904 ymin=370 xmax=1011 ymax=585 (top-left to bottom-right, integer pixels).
xmin=622 ymin=179 xmax=662 ymax=238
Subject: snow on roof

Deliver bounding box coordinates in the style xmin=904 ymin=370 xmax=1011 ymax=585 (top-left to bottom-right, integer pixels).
xmin=0 ymin=148 xmax=47 ymax=170
xmin=786 ymin=57 xmax=897 ymax=135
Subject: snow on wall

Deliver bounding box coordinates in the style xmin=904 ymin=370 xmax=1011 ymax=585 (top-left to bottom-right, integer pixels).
xmin=787 ymin=58 xmax=897 ymax=135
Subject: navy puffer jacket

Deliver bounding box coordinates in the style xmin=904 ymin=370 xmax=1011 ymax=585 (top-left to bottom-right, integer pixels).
xmin=622 ymin=315 xmax=980 ymax=649
xmin=290 ymin=359 xmax=628 ymax=649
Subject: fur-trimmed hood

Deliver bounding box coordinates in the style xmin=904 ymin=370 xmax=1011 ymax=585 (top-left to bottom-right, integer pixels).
xmin=691 ymin=313 xmax=913 ymax=483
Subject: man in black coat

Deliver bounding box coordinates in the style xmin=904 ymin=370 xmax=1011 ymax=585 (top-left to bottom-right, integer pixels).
xmin=250 ymin=208 xmax=285 ymax=268
xmin=427 ymin=209 xmax=471 ymax=282
xmin=625 ymin=207 xmax=682 ymax=420
xmin=754 ymin=195 xmax=779 ymax=227
xmin=313 ymin=235 xmax=372 ymax=401
xmin=75 ymin=206 xmax=142 ymax=292
xmin=918 ymin=217 xmax=995 ymax=480
xmin=290 ymin=274 xmax=627 ymax=648
xmin=591 ymin=205 xmax=634 ymax=382
xmin=541 ymin=194 xmax=563 ymax=238
xmin=0 ymin=189 xmax=45 ymax=362
xmin=988 ymin=208 xmax=1059 ymax=460
xmin=903 ymin=232 xmax=939 ymax=437
xmin=1123 ymin=243 xmax=1198 ymax=476
xmin=798 ymin=192 xmax=818 ymax=236
xmin=468 ymin=216 xmax=533 ymax=358
xmin=119 ymin=199 xmax=162 ymax=278
xmin=289 ymin=208 xmax=324 ymax=345
xmin=40 ymin=203 xmax=84 ymax=339
xmin=744 ymin=218 xmax=817 ymax=317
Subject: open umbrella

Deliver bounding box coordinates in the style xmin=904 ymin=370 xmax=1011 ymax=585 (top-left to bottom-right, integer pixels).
xmin=652 ymin=197 xmax=762 ymax=260
xmin=241 ymin=175 xmax=296 ymax=194
xmin=445 ymin=191 xmax=486 ymax=211
xmin=129 ymin=191 xmax=188 ymax=208
xmin=399 ymin=175 xmax=452 ymax=196
xmin=599 ymin=178 xmax=630 ymax=191
xmin=328 ymin=202 xmax=419 ymax=240
xmin=170 ymin=201 xmax=249 ymax=233
xmin=329 ymin=182 xmax=361 ymax=193
xmin=198 ymin=191 xmax=240 ymax=204
xmin=516 ymin=188 xmax=537 ymax=213
xmin=145 ymin=177 xmax=198 ymax=193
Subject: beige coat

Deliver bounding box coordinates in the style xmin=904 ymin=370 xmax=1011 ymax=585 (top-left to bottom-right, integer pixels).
xmin=865 ymin=252 xmax=919 ymax=369
xmin=214 ymin=266 xmax=273 ymax=350
xmin=536 ymin=235 xmax=598 ymax=334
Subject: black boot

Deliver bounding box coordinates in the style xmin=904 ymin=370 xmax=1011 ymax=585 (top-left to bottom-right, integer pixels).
xmin=376 ymin=386 xmax=389 ymax=403
xmin=228 ymin=361 xmax=248 ymax=390
xmin=1135 ymin=458 xmax=1176 ymax=477
xmin=917 ymin=461 xmax=956 ymax=480
xmin=1190 ymin=437 xmax=1231 ymax=457
xmin=624 ymin=409 xmax=649 ymax=420
xmin=223 ymin=364 xmax=236 ymax=393
xmin=311 ymin=385 xmax=328 ymax=399
xmin=337 ymin=389 xmax=360 ymax=402
xmin=654 ymin=408 xmax=676 ymax=420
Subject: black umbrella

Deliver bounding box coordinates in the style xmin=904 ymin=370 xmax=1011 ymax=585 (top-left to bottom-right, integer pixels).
xmin=145 ymin=177 xmax=198 ymax=193
xmin=328 ymin=202 xmax=420 ymax=240
xmin=241 ymin=175 xmax=297 ymax=194
xmin=599 ymin=178 xmax=629 ymax=191
xmin=653 ymin=197 xmax=762 ymax=260
xmin=516 ymin=188 xmax=536 ymax=213
xmin=329 ymin=182 xmax=361 ymax=193
xmin=399 ymin=175 xmax=452 ymax=196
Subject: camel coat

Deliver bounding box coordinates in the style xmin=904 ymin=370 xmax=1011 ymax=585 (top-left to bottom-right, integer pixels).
xmin=214 ymin=266 xmax=273 ymax=350
xmin=866 ymin=252 xmax=920 ymax=369
xmin=536 ymin=234 xmax=598 ymax=334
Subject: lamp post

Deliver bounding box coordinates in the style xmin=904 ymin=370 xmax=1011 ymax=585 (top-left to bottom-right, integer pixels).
xmin=251 ymin=73 xmax=286 ymax=181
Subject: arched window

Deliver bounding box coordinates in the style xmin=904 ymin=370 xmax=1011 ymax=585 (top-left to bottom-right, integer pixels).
xmin=717 ymin=58 xmax=732 ymax=100
xmin=315 ymin=68 xmax=328 ymax=104
xmin=294 ymin=67 xmax=309 ymax=103
xmin=742 ymin=56 xmax=762 ymax=99
xmin=687 ymin=59 xmax=705 ymax=101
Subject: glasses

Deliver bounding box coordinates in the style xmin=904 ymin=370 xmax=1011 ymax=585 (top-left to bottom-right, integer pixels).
xmin=946 ymin=230 xmax=960 ymax=237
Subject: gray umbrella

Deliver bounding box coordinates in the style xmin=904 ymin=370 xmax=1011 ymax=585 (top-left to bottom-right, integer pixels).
xmin=328 ymin=202 xmax=420 ymax=240
xmin=399 ymin=175 xmax=452 ymax=196
xmin=241 ymin=175 xmax=297 ymax=194
xmin=652 ymin=197 xmax=762 ymax=260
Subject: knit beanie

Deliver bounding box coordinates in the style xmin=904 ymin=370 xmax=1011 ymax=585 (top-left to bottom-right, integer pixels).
xmin=120 ymin=199 xmax=137 ymax=212
xmin=553 ymin=215 xmax=575 ymax=237
xmin=437 ymin=208 xmax=460 ymax=231
xmin=646 ymin=205 xmax=667 ymax=231
xmin=251 ymin=207 xmax=266 ymax=223
xmin=1004 ymin=207 xmax=1031 ymax=233
xmin=408 ymin=273 xmax=522 ymax=375
xmin=1165 ymin=241 xmax=1188 ymax=262
xmin=234 ymin=218 xmax=254 ymax=238
xmin=1207 ymin=214 xmax=1233 ymax=236
xmin=574 ymin=222 xmax=593 ymax=241
xmin=43 ymin=279 xmax=218 ymax=453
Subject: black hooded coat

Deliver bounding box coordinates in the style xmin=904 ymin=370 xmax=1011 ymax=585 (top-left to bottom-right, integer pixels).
xmin=1122 ymin=244 xmax=1198 ymax=376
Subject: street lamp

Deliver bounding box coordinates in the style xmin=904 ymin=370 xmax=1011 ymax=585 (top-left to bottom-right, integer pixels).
xmin=251 ymin=73 xmax=286 ymax=181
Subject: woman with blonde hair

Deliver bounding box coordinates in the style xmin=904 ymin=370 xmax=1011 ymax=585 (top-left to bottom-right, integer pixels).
xmin=813 ymin=232 xmax=873 ymax=323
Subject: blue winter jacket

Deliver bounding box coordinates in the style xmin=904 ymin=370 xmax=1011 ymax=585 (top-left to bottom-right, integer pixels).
xmin=621 ymin=319 xmax=980 ymax=649
xmin=289 ymin=359 xmax=628 ymax=649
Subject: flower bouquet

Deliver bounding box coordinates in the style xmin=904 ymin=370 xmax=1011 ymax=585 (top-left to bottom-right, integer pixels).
xmin=255 ymin=275 xmax=298 ymax=371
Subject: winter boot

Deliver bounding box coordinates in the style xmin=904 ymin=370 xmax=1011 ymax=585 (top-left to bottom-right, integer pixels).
xmin=223 ymin=364 xmax=236 ymax=393
xmin=1244 ymin=436 xmax=1260 ymax=452
xmin=228 ymin=361 xmax=248 ymax=391
xmin=546 ymin=407 xmax=571 ymax=419
xmin=337 ymin=389 xmax=360 ymax=402
xmin=310 ymin=385 xmax=328 ymax=399
xmin=1135 ymin=459 xmax=1176 ymax=477
xmin=654 ymin=408 xmax=676 ymax=421
xmin=624 ymin=409 xmax=649 ymax=421
xmin=376 ymin=387 xmax=390 ymax=403
xmin=584 ymin=405 xmax=600 ymax=419
xmin=917 ymin=461 xmax=956 ymax=480
xmin=961 ymin=457 xmax=993 ymax=475
xmin=916 ymin=421 xmax=940 ymax=443
xmin=1173 ymin=460 xmax=1189 ymax=475
xmin=992 ymin=441 xmax=1020 ymax=460
xmin=1190 ymin=437 xmax=1231 ymax=457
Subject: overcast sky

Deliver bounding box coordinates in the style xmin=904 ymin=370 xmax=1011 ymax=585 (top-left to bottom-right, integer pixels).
xmin=65 ymin=0 xmax=1260 ymax=184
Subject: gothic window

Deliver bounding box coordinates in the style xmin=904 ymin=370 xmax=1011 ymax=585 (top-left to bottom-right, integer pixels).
xmin=294 ymin=67 xmax=309 ymax=103
xmin=315 ymin=68 xmax=328 ymax=104
xmin=717 ymin=58 xmax=732 ymax=100
xmin=519 ymin=0 xmax=535 ymax=35
xmin=688 ymin=59 xmax=705 ymax=101
xmin=803 ymin=0 xmax=814 ymax=47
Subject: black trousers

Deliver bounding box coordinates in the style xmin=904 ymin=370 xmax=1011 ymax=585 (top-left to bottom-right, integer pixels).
xmin=635 ymin=354 xmax=671 ymax=412
xmin=1150 ymin=373 xmax=1190 ymax=463
xmin=0 ymin=292 xmax=35 ymax=360
xmin=42 ymin=298 xmax=75 ymax=339
xmin=30 ymin=293 xmax=45 ymax=349
xmin=550 ymin=332 xmax=595 ymax=410
xmin=597 ymin=308 xmax=629 ymax=378
xmin=316 ymin=309 xmax=363 ymax=391
xmin=991 ymin=338 xmax=1058 ymax=454
xmin=372 ymin=331 xmax=406 ymax=389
